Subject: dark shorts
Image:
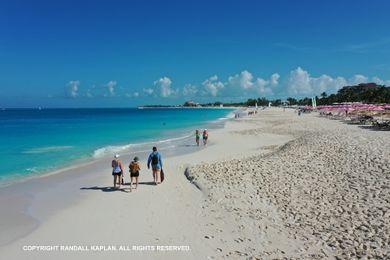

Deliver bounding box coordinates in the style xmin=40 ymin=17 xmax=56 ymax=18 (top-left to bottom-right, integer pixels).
xmin=130 ymin=171 xmax=139 ymax=177
xmin=152 ymin=164 xmax=161 ymax=170
xmin=112 ymin=171 xmax=122 ymax=176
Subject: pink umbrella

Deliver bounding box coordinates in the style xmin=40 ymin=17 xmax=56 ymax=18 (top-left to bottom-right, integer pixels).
xmin=371 ymin=106 xmax=384 ymax=111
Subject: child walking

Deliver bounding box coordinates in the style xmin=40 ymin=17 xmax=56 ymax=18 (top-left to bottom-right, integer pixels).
xmin=129 ymin=156 xmax=141 ymax=190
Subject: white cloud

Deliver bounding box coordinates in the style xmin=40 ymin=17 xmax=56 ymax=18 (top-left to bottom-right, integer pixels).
xmin=143 ymin=88 xmax=154 ymax=95
xmin=227 ymin=70 xmax=254 ymax=89
xmin=256 ymin=78 xmax=273 ymax=95
xmin=286 ymin=67 xmax=390 ymax=96
xmin=287 ymin=67 xmax=312 ymax=95
xmin=255 ymin=78 xmax=268 ymax=89
xmin=312 ymin=75 xmax=340 ymax=93
xmin=209 ymin=75 xmax=218 ymax=81
xmin=349 ymin=74 xmax=368 ymax=85
xmin=227 ymin=70 xmax=279 ymax=96
xmin=372 ymin=76 xmax=383 ymax=85
xmin=105 ymin=80 xmax=117 ymax=96
xmin=372 ymin=76 xmax=390 ymax=85
xmin=81 ymin=68 xmax=389 ymax=101
xmin=287 ymin=67 xmax=348 ymax=96
xmin=153 ymin=76 xmax=177 ymax=97
xmin=182 ymin=84 xmax=198 ymax=96
xmin=66 ymin=80 xmax=80 ymax=98
xmin=270 ymin=73 xmax=280 ymax=86
xmin=202 ymin=75 xmax=224 ymax=96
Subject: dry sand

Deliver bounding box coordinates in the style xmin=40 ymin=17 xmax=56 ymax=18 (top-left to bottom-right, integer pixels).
xmin=188 ymin=109 xmax=390 ymax=259
xmin=0 ymin=108 xmax=389 ymax=259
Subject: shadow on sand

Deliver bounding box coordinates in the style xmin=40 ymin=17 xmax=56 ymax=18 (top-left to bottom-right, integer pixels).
xmin=137 ymin=181 xmax=156 ymax=185
xmin=358 ymin=125 xmax=390 ymax=131
xmin=80 ymin=186 xmax=128 ymax=192
xmin=80 ymin=181 xmax=156 ymax=192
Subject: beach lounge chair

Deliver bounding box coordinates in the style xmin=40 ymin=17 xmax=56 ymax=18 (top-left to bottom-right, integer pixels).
xmin=372 ymin=120 xmax=390 ymax=130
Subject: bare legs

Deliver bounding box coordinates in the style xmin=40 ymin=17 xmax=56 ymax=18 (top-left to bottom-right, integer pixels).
xmin=131 ymin=176 xmax=138 ymax=189
xmin=152 ymin=169 xmax=161 ymax=185
xmin=156 ymin=170 xmax=161 ymax=184
xmin=113 ymin=175 xmax=121 ymax=189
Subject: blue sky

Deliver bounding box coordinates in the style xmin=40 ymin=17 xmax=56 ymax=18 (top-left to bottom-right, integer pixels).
xmin=1 ymin=0 xmax=390 ymax=107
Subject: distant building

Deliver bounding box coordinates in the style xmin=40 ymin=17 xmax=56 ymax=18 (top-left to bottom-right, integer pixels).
xmin=183 ymin=100 xmax=200 ymax=107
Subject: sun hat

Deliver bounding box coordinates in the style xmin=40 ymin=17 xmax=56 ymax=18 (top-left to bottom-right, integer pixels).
xmin=133 ymin=156 xmax=139 ymax=162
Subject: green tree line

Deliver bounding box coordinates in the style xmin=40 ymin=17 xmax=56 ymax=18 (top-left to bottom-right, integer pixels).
xmin=216 ymin=83 xmax=390 ymax=107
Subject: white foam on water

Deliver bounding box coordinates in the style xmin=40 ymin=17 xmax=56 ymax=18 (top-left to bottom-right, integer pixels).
xmin=22 ymin=146 xmax=73 ymax=154
xmin=26 ymin=167 xmax=39 ymax=173
xmin=92 ymin=134 xmax=192 ymax=158
xmin=217 ymin=111 xmax=236 ymax=120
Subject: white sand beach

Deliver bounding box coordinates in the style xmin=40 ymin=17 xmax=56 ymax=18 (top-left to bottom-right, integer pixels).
xmin=0 ymin=108 xmax=389 ymax=259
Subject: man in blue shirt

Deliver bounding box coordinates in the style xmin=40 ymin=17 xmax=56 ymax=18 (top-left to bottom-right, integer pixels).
xmin=147 ymin=146 xmax=163 ymax=185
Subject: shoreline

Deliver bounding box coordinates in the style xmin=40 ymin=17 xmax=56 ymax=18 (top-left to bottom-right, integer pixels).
xmin=0 ymin=109 xmax=235 ymax=189
xmin=1 ymin=107 xmax=388 ymax=259
xmin=0 ymin=107 xmax=276 ymax=258
xmin=0 ymin=110 xmax=238 ymax=248
xmin=137 ymin=106 xmax=238 ymax=109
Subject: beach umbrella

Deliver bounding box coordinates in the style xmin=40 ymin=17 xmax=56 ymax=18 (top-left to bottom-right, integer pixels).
xmin=371 ymin=106 xmax=384 ymax=111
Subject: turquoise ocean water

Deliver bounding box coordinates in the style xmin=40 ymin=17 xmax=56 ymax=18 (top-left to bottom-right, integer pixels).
xmin=0 ymin=108 xmax=233 ymax=185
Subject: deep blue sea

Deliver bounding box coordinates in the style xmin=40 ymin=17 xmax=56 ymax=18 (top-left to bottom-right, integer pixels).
xmin=0 ymin=108 xmax=233 ymax=185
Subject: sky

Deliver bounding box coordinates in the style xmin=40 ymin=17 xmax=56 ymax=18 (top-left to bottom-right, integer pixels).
xmin=1 ymin=0 xmax=390 ymax=107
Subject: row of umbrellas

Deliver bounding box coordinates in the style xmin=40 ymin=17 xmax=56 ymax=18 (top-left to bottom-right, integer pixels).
xmin=304 ymin=103 xmax=390 ymax=112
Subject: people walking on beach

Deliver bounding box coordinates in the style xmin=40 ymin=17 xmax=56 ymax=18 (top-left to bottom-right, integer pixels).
xmin=129 ymin=156 xmax=141 ymax=190
xmin=111 ymin=154 xmax=124 ymax=189
xmin=147 ymin=147 xmax=163 ymax=185
xmin=202 ymin=129 xmax=208 ymax=145
xmin=195 ymin=129 xmax=200 ymax=146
